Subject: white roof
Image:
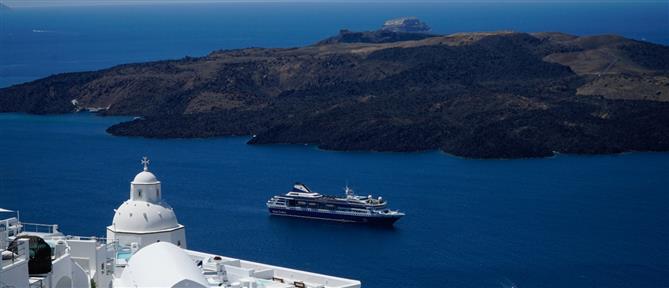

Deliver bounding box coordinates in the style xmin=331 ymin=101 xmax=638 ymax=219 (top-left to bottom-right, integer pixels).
xmin=119 ymin=242 xmax=208 ymax=288
xmin=110 ymin=200 xmax=181 ymax=233
xmin=132 ymin=171 xmax=159 ymax=184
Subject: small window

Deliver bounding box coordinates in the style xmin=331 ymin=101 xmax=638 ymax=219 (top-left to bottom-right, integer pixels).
xmin=138 ymin=189 xmax=142 ymax=197
xmin=177 ymin=240 xmax=181 ymax=246
xmin=157 ymin=189 xmax=160 ymax=198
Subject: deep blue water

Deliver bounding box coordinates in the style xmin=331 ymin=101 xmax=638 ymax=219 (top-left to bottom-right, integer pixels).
xmin=1 ymin=2 xmax=668 ymax=88
xmin=1 ymin=113 xmax=668 ymax=288
xmin=1 ymin=2 xmax=669 ymax=287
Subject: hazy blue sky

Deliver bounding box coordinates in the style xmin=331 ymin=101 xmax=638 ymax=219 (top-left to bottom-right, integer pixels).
xmin=3 ymin=0 xmax=663 ymax=8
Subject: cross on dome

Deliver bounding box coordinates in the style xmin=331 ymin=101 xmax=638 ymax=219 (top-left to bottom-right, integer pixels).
xmin=133 ymin=157 xmax=158 ymax=184
xmin=141 ymin=156 xmax=150 ymax=171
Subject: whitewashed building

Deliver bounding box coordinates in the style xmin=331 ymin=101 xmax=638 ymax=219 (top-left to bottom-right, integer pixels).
xmin=0 ymin=157 xmax=361 ymax=288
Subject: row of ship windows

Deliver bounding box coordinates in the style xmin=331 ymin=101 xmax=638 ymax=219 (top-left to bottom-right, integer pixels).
xmin=274 ymin=200 xmax=371 ymax=214
xmin=290 ymin=201 xmax=346 ymax=210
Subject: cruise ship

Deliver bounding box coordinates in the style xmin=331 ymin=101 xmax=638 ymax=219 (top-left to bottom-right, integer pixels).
xmin=0 ymin=158 xmax=361 ymax=288
xmin=266 ymin=183 xmax=404 ymax=225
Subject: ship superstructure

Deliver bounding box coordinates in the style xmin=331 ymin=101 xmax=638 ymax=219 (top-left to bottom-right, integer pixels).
xmin=0 ymin=158 xmax=361 ymax=288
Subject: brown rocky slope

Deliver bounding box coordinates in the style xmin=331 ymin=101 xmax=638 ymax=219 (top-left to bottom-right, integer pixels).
xmin=1 ymin=31 xmax=668 ymax=158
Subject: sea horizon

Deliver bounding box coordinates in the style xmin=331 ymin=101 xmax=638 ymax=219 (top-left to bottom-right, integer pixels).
xmin=1 ymin=1 xmax=668 ymax=88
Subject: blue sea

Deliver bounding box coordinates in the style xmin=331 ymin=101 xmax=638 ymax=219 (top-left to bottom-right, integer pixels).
xmin=1 ymin=2 xmax=669 ymax=287
xmin=1 ymin=2 xmax=668 ymax=88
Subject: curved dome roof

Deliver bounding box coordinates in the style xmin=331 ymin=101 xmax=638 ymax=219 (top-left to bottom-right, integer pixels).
xmin=120 ymin=242 xmax=208 ymax=288
xmin=111 ymin=200 xmax=181 ymax=233
xmin=132 ymin=171 xmax=159 ymax=184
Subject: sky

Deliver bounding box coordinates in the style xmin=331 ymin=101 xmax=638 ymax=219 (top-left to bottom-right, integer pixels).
xmin=2 ymin=0 xmax=665 ymax=8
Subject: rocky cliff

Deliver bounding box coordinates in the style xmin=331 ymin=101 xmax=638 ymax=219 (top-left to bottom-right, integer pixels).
xmin=1 ymin=31 xmax=668 ymax=158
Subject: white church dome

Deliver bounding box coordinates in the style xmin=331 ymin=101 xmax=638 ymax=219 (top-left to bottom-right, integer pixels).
xmin=132 ymin=171 xmax=159 ymax=184
xmin=120 ymin=242 xmax=208 ymax=288
xmin=111 ymin=200 xmax=181 ymax=233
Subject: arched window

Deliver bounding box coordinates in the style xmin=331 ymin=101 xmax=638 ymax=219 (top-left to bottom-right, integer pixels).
xmin=138 ymin=189 xmax=142 ymax=198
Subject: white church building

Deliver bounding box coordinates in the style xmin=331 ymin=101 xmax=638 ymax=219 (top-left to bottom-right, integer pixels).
xmin=107 ymin=157 xmax=187 ymax=249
